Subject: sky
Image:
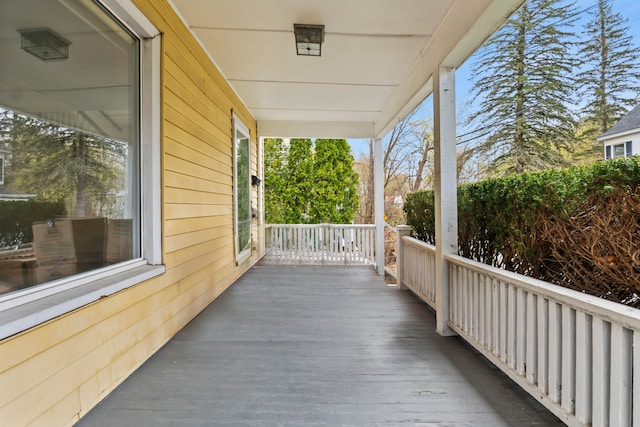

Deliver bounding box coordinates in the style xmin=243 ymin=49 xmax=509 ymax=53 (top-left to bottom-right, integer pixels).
xmin=348 ymin=0 xmax=640 ymax=157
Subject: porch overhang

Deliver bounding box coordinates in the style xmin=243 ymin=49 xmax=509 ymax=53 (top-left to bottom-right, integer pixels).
xmin=170 ymin=0 xmax=524 ymax=139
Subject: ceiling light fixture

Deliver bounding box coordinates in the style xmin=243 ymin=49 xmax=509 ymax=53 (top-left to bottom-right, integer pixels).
xmin=293 ymin=24 xmax=324 ymax=57
xmin=18 ymin=28 xmax=70 ymax=62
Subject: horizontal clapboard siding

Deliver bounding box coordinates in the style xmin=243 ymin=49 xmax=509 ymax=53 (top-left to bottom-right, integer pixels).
xmin=0 ymin=0 xmax=260 ymax=425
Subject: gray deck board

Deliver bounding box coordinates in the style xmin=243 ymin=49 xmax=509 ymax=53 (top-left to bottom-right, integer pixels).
xmin=76 ymin=265 xmax=563 ymax=426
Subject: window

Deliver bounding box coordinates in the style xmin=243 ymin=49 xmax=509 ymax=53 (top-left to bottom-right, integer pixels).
xmin=606 ymin=141 xmax=633 ymax=159
xmin=0 ymin=153 xmax=4 ymax=186
xmin=0 ymin=0 xmax=162 ymax=337
xmin=233 ymin=115 xmax=251 ymax=263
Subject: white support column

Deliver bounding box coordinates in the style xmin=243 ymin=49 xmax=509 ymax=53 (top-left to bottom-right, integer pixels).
xmin=374 ymin=137 xmax=385 ymax=276
xmin=433 ymin=66 xmax=457 ymax=336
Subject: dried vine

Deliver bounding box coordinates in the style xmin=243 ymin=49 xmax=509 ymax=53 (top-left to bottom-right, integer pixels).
xmin=537 ymin=189 xmax=640 ymax=307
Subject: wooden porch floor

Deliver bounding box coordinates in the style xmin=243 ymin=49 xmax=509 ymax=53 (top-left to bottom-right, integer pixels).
xmin=76 ymin=265 xmax=562 ymax=426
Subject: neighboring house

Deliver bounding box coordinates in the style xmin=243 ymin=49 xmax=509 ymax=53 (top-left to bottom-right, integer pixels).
xmin=0 ymin=146 xmax=35 ymax=200
xmin=0 ymin=188 xmax=35 ymax=202
xmin=597 ymin=103 xmax=640 ymax=159
xmin=385 ymin=193 xmax=404 ymax=208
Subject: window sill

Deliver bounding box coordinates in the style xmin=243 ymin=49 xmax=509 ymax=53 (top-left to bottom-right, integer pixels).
xmin=0 ymin=263 xmax=165 ymax=341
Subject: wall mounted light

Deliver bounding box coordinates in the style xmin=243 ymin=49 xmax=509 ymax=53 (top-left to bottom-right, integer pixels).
xmin=251 ymin=175 xmax=262 ymax=186
xmin=18 ymin=28 xmax=70 ymax=61
xmin=293 ymin=24 xmax=324 ymax=57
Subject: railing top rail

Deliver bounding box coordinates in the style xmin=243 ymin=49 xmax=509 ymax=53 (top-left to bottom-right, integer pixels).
xmin=445 ymin=252 xmax=640 ymax=329
xmin=265 ymin=223 xmax=375 ymax=229
xmin=401 ymin=235 xmax=436 ymax=253
xmin=327 ymin=224 xmax=375 ymax=229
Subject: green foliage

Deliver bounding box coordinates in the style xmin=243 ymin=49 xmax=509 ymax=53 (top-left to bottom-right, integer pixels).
xmin=468 ymin=0 xmax=578 ymax=174
xmin=264 ymin=138 xmax=359 ymax=224
xmin=404 ymin=157 xmax=640 ymax=277
xmin=284 ymin=139 xmax=314 ymax=223
xmin=310 ymin=139 xmax=359 ymax=223
xmin=1 ymin=110 xmax=127 ymax=216
xmin=0 ymin=200 xmax=66 ymax=248
xmin=264 ymin=138 xmax=288 ymax=224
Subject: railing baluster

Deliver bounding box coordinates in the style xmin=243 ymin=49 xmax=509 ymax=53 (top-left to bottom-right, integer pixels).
xmin=457 ymin=265 xmax=463 ymax=326
xmin=526 ymin=292 xmax=537 ymax=384
xmin=561 ymin=305 xmax=576 ymax=414
xmin=463 ymin=269 xmax=469 ymax=334
xmin=473 ymin=271 xmax=480 ymax=341
xmin=516 ymin=288 xmax=527 ymax=376
xmin=450 ymin=264 xmax=457 ymax=324
xmin=507 ymin=284 xmax=517 ymax=369
xmin=592 ymin=317 xmax=611 ymax=427
xmin=575 ymin=311 xmax=593 ymax=425
xmin=537 ymin=296 xmax=549 ymax=395
xmin=499 ymin=280 xmax=508 ymax=362
xmin=484 ymin=273 xmax=493 ymax=351
xmin=548 ymin=301 xmax=562 ymax=403
xmin=492 ymin=278 xmax=500 ymax=356
xmin=609 ymin=324 xmax=631 ymax=427
xmin=479 ymin=274 xmax=486 ymax=346
xmin=633 ymin=330 xmax=640 ymax=427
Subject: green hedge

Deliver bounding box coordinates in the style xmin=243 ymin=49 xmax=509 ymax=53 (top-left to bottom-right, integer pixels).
xmin=404 ymin=157 xmax=640 ymax=304
xmin=0 ymin=200 xmax=66 ymax=248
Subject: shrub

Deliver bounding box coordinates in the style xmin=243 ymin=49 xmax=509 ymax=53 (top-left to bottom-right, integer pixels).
xmin=404 ymin=157 xmax=640 ymax=307
xmin=0 ymin=200 xmax=66 ymax=248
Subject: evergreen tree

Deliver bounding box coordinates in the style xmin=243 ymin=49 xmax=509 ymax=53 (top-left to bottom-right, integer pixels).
xmin=468 ymin=0 xmax=578 ymax=175
xmin=1 ymin=109 xmax=126 ymax=216
xmin=310 ymin=139 xmax=359 ymax=223
xmin=283 ymin=138 xmax=313 ymax=223
xmin=578 ymin=0 xmax=640 ymax=135
xmin=263 ymin=138 xmax=288 ymax=223
xmin=263 ymin=138 xmax=359 ymax=224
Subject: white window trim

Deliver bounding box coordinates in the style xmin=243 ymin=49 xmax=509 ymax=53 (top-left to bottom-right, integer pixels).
xmin=232 ymin=113 xmax=251 ymax=264
xmin=0 ymin=0 xmax=164 ymax=341
xmin=607 ymin=141 xmax=633 ymax=159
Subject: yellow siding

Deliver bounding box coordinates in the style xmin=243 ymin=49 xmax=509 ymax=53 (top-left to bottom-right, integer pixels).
xmin=0 ymin=0 xmax=261 ymax=425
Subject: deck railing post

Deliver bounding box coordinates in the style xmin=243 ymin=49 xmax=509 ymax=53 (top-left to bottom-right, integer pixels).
xmin=396 ymin=225 xmax=411 ymax=290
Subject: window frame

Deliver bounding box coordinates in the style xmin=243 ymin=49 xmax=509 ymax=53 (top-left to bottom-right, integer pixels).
xmin=232 ymin=113 xmax=252 ymax=264
xmin=0 ymin=0 xmax=164 ymax=340
xmin=606 ymin=141 xmax=633 ymax=159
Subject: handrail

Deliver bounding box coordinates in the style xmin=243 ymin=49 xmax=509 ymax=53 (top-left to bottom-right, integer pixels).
xmin=383 ymin=221 xmax=397 ymax=232
xmin=397 ymin=231 xmax=640 ymax=426
xmin=446 ymin=253 xmax=640 ymax=329
xmin=266 ymin=223 xmax=375 ymax=230
xmin=398 ymin=235 xmax=436 ymax=308
xmin=263 ymin=224 xmax=376 ymax=266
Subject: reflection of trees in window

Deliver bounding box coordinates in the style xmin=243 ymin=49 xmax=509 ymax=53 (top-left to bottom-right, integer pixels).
xmin=236 ymin=133 xmax=250 ymax=255
xmin=0 ymin=109 xmax=127 ymax=217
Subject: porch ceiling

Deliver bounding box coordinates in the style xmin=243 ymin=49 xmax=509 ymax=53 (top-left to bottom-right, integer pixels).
xmin=170 ymin=0 xmax=524 ymax=139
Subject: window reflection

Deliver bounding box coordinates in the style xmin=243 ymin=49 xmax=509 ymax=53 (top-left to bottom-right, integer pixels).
xmin=0 ymin=0 xmax=140 ymax=295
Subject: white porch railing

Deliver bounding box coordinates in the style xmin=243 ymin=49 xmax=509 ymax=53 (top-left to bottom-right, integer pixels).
xmin=397 ymin=234 xmax=640 ymax=427
xmin=399 ymin=235 xmax=437 ymax=308
xmin=264 ymin=224 xmax=376 ymax=265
